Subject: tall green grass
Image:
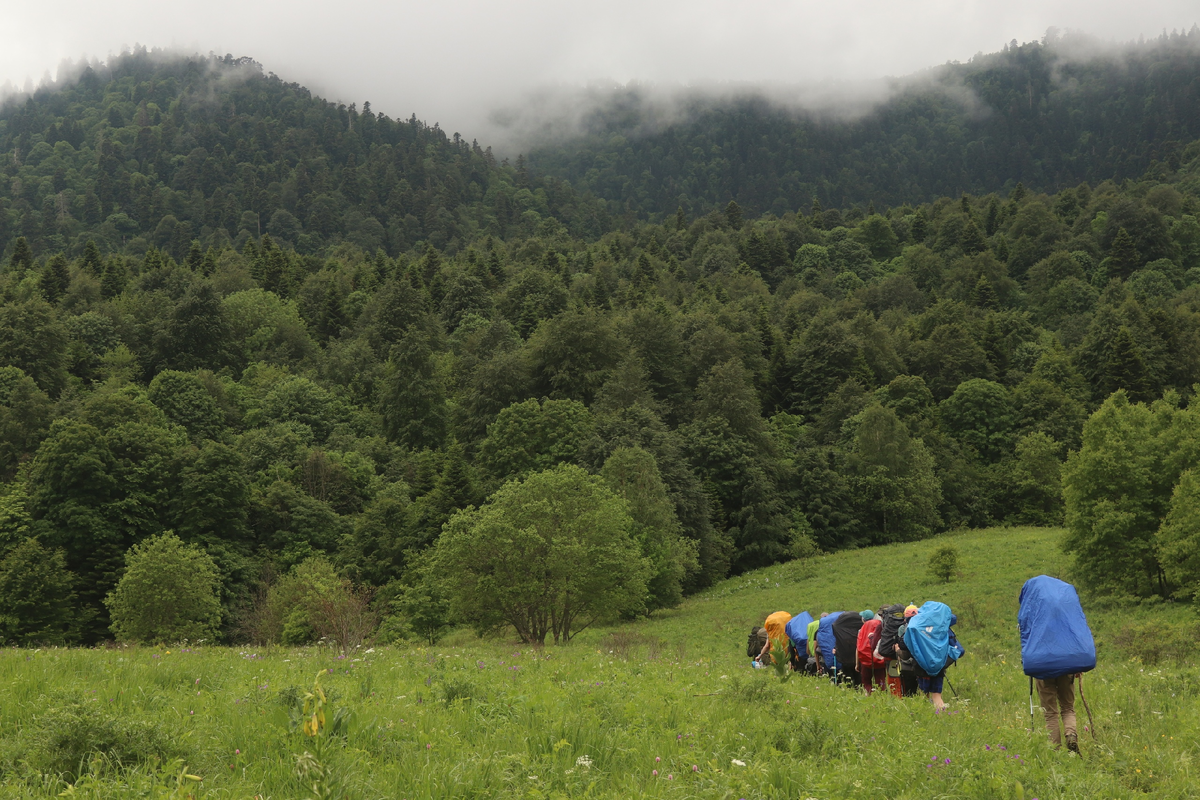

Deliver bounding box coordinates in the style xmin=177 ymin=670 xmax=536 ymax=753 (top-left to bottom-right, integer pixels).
xmin=0 ymin=526 xmax=1195 ymax=799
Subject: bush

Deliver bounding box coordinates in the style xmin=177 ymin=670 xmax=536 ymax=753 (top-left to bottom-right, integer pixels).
xmin=22 ymin=703 xmax=183 ymax=782
xmin=255 ymin=556 xmax=379 ymax=650
xmin=928 ymin=545 xmax=959 ymax=583
xmin=104 ymin=533 xmax=222 ymax=644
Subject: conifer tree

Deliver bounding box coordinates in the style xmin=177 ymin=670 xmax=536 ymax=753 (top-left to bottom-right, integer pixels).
xmin=971 ymin=274 xmax=998 ymax=308
xmin=675 ymin=206 xmax=687 ymax=231
xmin=725 ymin=200 xmax=744 ymax=229
xmin=100 ymin=257 xmax=127 ymax=298
xmin=40 ymin=255 xmax=70 ymax=303
xmin=1104 ymin=325 xmax=1153 ymax=401
xmin=960 ymin=217 xmax=987 ymax=254
xmin=985 ymin=196 xmax=1000 ymax=235
xmin=80 ymin=239 xmax=103 ymax=276
xmin=8 ymin=237 xmax=32 ymax=275
xmin=185 ymin=240 xmax=204 ymax=271
xmin=380 ymin=331 xmax=447 ymax=450
xmin=1109 ymin=227 xmax=1140 ymax=281
xmin=910 ymin=209 xmax=928 ymax=242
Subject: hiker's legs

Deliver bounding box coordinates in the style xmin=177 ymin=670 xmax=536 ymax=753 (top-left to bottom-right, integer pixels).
xmin=1037 ymin=678 xmax=1063 ymax=746
xmin=873 ymin=665 xmax=887 ymax=691
xmin=1056 ymin=675 xmax=1077 ymax=743
xmin=921 ymin=675 xmax=947 ymax=710
xmin=859 ymin=666 xmax=874 ymax=694
xmin=900 ymin=671 xmax=918 ymax=696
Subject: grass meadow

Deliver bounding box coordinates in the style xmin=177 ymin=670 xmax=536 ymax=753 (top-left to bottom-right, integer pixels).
xmin=0 ymin=526 xmax=1196 ymax=799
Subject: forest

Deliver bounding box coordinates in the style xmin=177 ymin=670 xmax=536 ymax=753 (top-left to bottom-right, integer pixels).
xmin=2 ymin=37 xmax=1200 ymax=646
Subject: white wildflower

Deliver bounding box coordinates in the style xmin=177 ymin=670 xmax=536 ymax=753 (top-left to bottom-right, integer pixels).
xmin=731 ymin=759 xmax=746 ymax=767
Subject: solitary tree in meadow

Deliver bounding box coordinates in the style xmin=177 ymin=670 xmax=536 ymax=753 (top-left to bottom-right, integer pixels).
xmin=436 ymin=464 xmax=649 ymax=644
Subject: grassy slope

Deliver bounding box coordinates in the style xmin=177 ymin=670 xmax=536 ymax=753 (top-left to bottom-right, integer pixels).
xmin=0 ymin=527 xmax=1195 ymax=799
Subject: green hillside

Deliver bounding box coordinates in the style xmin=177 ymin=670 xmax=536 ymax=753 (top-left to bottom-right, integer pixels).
xmin=0 ymin=526 xmax=1192 ymax=799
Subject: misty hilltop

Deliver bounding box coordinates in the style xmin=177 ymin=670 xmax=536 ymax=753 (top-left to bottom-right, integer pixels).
xmin=520 ymin=28 xmax=1200 ymax=217
xmin=1 ymin=30 xmax=1200 ymax=258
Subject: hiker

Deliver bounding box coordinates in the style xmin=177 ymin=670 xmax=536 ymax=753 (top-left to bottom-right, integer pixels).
xmin=786 ymin=612 xmax=815 ymax=674
xmin=855 ymin=609 xmax=886 ymax=695
xmin=832 ymin=611 xmax=864 ymax=687
xmin=893 ymin=605 xmax=919 ymax=697
xmin=755 ymin=611 xmax=792 ymax=665
xmin=746 ymin=625 xmax=768 ymax=667
xmin=874 ymin=603 xmax=907 ymax=697
xmin=1019 ymin=575 xmax=1096 ymax=753
xmin=903 ymin=601 xmax=964 ymax=713
xmin=815 ymin=612 xmax=843 ymax=682
xmin=808 ymin=614 xmax=824 ymax=675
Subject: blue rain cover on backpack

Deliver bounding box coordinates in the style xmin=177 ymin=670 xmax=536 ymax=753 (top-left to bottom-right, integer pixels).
xmin=786 ymin=612 xmax=814 ymax=649
xmin=903 ymin=601 xmax=953 ymax=675
xmin=815 ymin=612 xmax=843 ymax=664
xmin=1019 ymin=575 xmax=1096 ymax=680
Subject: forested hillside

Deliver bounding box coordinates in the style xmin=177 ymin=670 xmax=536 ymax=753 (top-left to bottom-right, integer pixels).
xmin=528 ymin=29 xmax=1200 ymax=216
xmin=2 ymin=46 xmax=1200 ymax=645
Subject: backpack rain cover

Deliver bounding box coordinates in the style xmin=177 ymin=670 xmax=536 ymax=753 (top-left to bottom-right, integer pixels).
xmin=832 ymin=612 xmax=864 ymax=667
xmin=815 ymin=612 xmax=844 ymax=664
xmin=1018 ymin=575 xmax=1096 ymax=679
xmin=786 ymin=612 xmax=814 ymax=649
xmin=903 ymin=601 xmax=953 ymax=675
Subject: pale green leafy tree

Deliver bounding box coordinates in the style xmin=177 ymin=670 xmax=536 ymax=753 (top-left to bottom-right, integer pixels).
xmin=105 ymin=533 xmax=222 ymax=643
xmin=436 ymin=464 xmax=649 ymax=644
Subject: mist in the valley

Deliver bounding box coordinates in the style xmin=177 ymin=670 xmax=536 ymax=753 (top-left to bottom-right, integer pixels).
xmin=1 ymin=0 xmax=1197 ymax=153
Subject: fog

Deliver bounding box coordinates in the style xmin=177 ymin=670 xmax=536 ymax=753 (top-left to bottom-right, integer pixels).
xmin=1 ymin=0 xmax=1197 ymax=149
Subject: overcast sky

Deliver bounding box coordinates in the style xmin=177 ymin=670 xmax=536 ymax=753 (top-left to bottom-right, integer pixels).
xmin=2 ymin=0 xmax=1197 ymax=143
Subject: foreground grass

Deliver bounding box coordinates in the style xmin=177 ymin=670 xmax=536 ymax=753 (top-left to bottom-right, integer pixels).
xmin=0 ymin=526 xmax=1196 ymax=799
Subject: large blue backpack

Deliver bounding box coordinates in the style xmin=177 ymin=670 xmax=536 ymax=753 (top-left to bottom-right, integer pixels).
xmin=903 ymin=601 xmax=960 ymax=675
xmin=815 ymin=612 xmax=844 ymax=666
xmin=1018 ymin=576 xmax=1096 ymax=679
xmin=786 ymin=612 xmax=814 ymax=651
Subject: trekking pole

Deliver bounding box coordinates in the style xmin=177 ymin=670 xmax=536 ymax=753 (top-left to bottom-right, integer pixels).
xmin=1077 ymin=673 xmax=1096 ymax=740
xmin=1029 ymin=676 xmax=1035 ymax=733
xmin=945 ymin=677 xmax=960 ymax=699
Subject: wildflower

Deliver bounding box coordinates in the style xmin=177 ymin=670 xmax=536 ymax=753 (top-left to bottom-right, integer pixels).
xmin=944 ymin=758 xmax=951 ymax=764
xmin=426 ymin=744 xmax=432 ymax=749
xmin=235 ymin=749 xmax=240 ymax=755
xmin=189 ymin=710 xmax=194 ymax=715
xmin=576 ymin=755 xmax=593 ymax=768
xmin=692 ymin=765 xmax=699 ymax=772
xmin=667 ymin=774 xmax=673 ymax=780
xmin=652 ymin=770 xmax=658 ymax=777
xmin=731 ymin=759 xmax=746 ymax=767
xmin=655 ymin=757 xmax=661 ymax=762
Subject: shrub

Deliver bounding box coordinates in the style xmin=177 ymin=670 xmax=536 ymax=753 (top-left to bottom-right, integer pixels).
xmin=257 ymin=556 xmax=379 ymax=650
xmin=104 ymin=533 xmax=222 ymax=644
xmin=23 ymin=703 xmax=182 ymax=782
xmin=928 ymin=545 xmax=959 ymax=583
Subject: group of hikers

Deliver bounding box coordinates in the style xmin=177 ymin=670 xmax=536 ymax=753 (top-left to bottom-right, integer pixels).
xmin=746 ymin=576 xmax=1097 ymax=754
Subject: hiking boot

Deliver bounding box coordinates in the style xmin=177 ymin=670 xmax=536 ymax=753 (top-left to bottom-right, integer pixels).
xmin=1066 ymin=734 xmax=1079 ymax=754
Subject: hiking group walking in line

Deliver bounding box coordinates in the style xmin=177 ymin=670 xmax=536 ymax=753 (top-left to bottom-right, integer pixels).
xmin=747 ymin=575 xmax=1096 ymax=753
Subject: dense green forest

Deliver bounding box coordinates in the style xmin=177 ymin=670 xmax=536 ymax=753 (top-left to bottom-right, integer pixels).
xmin=529 ymin=28 xmax=1200 ymax=216
xmin=2 ymin=43 xmax=1200 ymax=645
